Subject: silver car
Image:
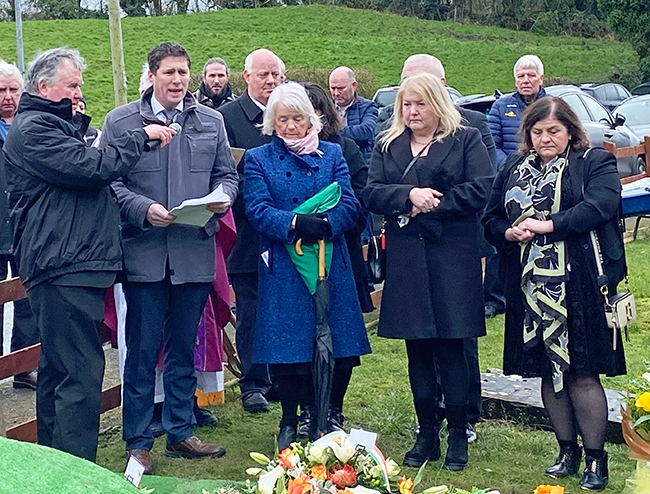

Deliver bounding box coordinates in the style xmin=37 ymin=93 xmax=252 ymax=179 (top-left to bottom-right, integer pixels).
xmin=545 ymin=85 xmax=645 ymax=177
xmin=613 ymin=95 xmax=650 ymax=141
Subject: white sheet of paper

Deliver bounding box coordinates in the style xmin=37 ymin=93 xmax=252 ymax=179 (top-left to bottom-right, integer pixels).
xmin=349 ymin=428 xmax=377 ymax=451
xmin=169 ymin=184 xmax=231 ymax=227
xmin=124 ymin=455 xmax=146 ymax=487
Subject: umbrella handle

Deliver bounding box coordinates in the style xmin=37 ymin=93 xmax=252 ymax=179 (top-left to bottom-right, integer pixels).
xmin=318 ymin=239 xmax=326 ymax=279
xmin=295 ymin=239 xmax=303 ymax=256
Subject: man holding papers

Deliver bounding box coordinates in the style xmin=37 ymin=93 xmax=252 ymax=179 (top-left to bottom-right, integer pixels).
xmin=99 ymin=42 xmax=237 ymax=472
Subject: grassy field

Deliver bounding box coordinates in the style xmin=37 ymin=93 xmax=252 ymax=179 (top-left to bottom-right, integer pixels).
xmin=96 ymin=239 xmax=649 ymax=494
xmin=0 ymin=5 xmax=638 ymax=124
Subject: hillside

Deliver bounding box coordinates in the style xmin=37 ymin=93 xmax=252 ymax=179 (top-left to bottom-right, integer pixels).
xmin=0 ymin=5 xmax=637 ymax=123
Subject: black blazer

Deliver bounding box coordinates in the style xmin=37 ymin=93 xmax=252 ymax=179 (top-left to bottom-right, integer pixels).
xmin=218 ymin=91 xmax=272 ymax=274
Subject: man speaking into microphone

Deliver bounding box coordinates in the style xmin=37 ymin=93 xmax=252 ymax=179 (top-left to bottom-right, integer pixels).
xmin=100 ymin=42 xmax=238 ymax=472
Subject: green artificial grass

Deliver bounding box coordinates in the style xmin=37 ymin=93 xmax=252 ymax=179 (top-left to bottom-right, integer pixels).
xmin=141 ymin=476 xmax=247 ymax=494
xmin=0 ymin=436 xmax=138 ymax=494
xmin=0 ymin=6 xmax=638 ymax=125
xmin=94 ymin=240 xmax=649 ymax=494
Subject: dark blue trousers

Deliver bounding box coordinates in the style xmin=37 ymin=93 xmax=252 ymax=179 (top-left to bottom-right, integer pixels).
xmin=122 ymin=277 xmax=211 ymax=450
xmin=230 ymin=272 xmax=271 ymax=397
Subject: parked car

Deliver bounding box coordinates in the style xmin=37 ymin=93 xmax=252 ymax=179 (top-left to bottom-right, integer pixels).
xmin=613 ymin=95 xmax=650 ymax=140
xmin=372 ymin=84 xmax=461 ymax=110
xmin=580 ymin=83 xmax=631 ymax=111
xmin=631 ymin=82 xmax=650 ymax=96
xmin=545 ymin=85 xmax=645 ymax=177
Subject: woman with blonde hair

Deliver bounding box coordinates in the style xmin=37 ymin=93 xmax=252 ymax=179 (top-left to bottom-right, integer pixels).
xmin=364 ymin=73 xmax=493 ymax=470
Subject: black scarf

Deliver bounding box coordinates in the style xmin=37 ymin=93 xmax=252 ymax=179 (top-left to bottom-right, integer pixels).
xmin=199 ymin=82 xmax=233 ymax=108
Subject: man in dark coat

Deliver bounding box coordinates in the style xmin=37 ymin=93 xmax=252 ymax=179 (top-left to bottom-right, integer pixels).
xmin=488 ymin=54 xmax=546 ymax=166
xmin=100 ymin=42 xmax=238 ymax=473
xmin=193 ymin=57 xmax=236 ymax=110
xmin=0 ymin=60 xmax=39 ymax=390
xmin=218 ymin=48 xmax=283 ymax=413
xmin=329 ymin=66 xmax=378 ymax=163
xmin=3 ymin=47 xmax=173 ymax=462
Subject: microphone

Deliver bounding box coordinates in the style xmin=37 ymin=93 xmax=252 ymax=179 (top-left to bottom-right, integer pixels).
xmin=145 ymin=122 xmax=182 ymax=151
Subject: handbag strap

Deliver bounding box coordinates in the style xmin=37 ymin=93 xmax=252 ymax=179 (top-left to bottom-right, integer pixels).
xmin=589 ymin=230 xmax=611 ymax=302
xmin=400 ymin=139 xmax=433 ymax=184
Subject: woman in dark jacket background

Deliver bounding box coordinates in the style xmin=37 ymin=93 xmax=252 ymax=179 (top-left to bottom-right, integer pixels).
xmin=482 ymin=97 xmax=626 ymax=491
xmin=364 ymin=73 xmax=493 ymax=471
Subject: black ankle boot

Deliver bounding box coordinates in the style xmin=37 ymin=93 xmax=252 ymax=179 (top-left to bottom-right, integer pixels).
xmin=327 ymin=407 xmax=344 ymax=433
xmin=545 ymin=444 xmax=582 ymax=478
xmin=403 ymin=427 xmax=440 ymax=467
xmin=297 ymin=407 xmax=312 ymax=439
xmin=444 ymin=428 xmax=468 ymax=471
xmin=579 ymin=452 xmax=608 ymax=491
xmin=277 ymin=423 xmax=297 ymax=453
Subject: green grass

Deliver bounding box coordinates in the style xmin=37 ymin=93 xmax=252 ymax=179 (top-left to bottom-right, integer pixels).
xmin=0 ymin=5 xmax=637 ymax=124
xmin=96 ymin=239 xmax=649 ymax=494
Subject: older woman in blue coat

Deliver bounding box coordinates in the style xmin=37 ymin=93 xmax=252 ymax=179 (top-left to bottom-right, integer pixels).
xmin=244 ymin=82 xmax=371 ymax=451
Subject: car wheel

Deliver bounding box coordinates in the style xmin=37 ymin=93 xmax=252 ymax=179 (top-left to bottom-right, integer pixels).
xmin=637 ymin=156 xmax=647 ymax=175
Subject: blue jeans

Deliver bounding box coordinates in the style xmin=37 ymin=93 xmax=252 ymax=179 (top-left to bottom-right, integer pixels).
xmin=122 ymin=276 xmax=211 ymax=450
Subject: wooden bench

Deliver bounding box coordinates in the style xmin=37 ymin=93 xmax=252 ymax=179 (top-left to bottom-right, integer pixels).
xmin=605 ymin=135 xmax=650 ymax=240
xmin=0 ymin=277 xmax=122 ymax=442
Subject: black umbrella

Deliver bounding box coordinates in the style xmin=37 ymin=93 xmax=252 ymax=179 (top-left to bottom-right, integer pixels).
xmin=312 ymin=239 xmax=335 ymax=436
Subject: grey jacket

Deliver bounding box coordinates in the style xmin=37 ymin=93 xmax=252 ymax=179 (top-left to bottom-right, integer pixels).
xmin=99 ymin=87 xmax=238 ymax=284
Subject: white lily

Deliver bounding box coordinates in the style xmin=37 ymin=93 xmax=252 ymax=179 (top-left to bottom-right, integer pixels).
xmin=258 ymin=465 xmax=284 ymax=494
xmin=385 ymin=459 xmax=400 ymax=478
xmin=307 ymin=443 xmax=329 ymax=464
xmin=313 ymin=430 xmax=355 ymax=463
xmin=246 ymin=468 xmax=263 ymax=476
xmin=350 ymin=485 xmax=381 ymax=494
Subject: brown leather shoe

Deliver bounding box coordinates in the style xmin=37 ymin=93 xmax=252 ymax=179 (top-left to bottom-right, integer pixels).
xmin=165 ymin=435 xmax=226 ymax=459
xmin=126 ymin=449 xmax=154 ymax=475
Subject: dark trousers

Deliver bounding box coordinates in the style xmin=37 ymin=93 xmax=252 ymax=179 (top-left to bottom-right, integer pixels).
xmin=0 ymin=255 xmax=38 ymax=355
xmin=230 ymin=272 xmax=271 ymax=397
xmin=434 ymin=338 xmax=482 ymax=425
xmin=483 ymin=244 xmax=505 ymax=312
xmin=122 ymin=277 xmax=211 ymax=450
xmin=28 ymin=283 xmax=106 ymax=462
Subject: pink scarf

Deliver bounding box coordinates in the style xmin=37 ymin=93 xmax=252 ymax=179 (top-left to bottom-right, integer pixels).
xmin=278 ymin=126 xmax=322 ymax=156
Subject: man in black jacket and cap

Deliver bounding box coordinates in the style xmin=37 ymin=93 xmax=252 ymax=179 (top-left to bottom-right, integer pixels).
xmin=3 ymin=47 xmax=173 ymax=462
xmin=193 ymin=57 xmax=236 ymax=110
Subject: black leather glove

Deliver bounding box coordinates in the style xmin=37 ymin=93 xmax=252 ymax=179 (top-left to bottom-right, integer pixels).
xmin=294 ymin=214 xmax=332 ymax=245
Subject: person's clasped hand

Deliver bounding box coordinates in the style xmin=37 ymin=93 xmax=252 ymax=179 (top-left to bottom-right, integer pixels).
xmin=294 ymin=214 xmax=331 ymax=245
xmin=142 ymin=124 xmax=176 ymax=148
xmin=408 ymin=187 xmax=443 ymax=217
xmin=504 ymin=225 xmax=535 ymax=243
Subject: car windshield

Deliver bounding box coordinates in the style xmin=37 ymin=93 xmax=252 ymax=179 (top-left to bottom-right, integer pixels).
xmin=374 ymin=90 xmax=398 ymax=108
xmin=615 ymin=99 xmax=650 ymax=126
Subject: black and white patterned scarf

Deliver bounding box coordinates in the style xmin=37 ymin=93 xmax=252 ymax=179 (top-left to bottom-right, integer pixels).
xmin=505 ymin=149 xmax=570 ymax=393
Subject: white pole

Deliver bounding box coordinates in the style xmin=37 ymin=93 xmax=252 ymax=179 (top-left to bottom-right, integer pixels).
xmin=15 ymin=0 xmax=25 ymax=74
xmin=108 ymin=0 xmax=127 ymax=107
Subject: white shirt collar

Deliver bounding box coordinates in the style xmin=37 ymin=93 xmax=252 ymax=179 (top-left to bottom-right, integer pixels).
xmin=150 ymin=93 xmax=183 ymax=121
xmin=249 ymin=94 xmax=266 ymax=111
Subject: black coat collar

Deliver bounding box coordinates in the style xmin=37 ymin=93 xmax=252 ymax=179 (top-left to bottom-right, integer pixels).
xmin=388 ymin=128 xmax=457 ymax=184
xmin=238 ymin=90 xmax=264 ymax=124
xmin=17 ymin=92 xmax=91 ymax=136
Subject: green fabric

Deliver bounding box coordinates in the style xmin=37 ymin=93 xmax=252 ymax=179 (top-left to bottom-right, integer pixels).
xmin=140 ymin=476 xmax=247 ymax=494
xmin=285 ymin=182 xmax=341 ymax=294
xmin=0 ymin=436 xmax=138 ymax=494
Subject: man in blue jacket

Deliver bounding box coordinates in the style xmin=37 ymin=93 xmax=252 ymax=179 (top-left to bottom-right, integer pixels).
xmin=329 ymin=66 xmax=378 ymax=163
xmin=488 ymin=54 xmax=546 ymax=166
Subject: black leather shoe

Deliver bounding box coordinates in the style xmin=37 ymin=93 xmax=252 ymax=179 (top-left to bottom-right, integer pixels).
xmin=242 ymin=392 xmax=270 ymax=413
xmin=327 ymin=407 xmax=344 ymax=433
xmin=297 ymin=407 xmax=312 ymax=439
xmin=579 ymin=453 xmax=608 ymax=491
xmin=194 ymin=405 xmax=218 ymax=428
xmin=277 ymin=424 xmax=297 ymax=452
xmin=150 ymin=420 xmax=165 ymax=438
xmin=484 ymin=305 xmax=499 ymax=319
xmin=13 ymin=370 xmax=37 ymax=390
xmin=403 ymin=428 xmax=440 ymax=467
xmin=444 ymin=428 xmax=468 ymax=471
xmin=545 ymin=445 xmax=582 ymax=478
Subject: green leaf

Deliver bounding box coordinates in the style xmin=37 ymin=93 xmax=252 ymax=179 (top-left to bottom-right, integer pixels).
xmin=633 ymin=414 xmax=650 ymax=428
xmin=413 ymin=460 xmax=428 ymax=486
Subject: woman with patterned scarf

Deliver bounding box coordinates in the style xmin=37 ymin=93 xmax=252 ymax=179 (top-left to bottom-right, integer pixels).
xmin=483 ymin=96 xmax=626 ymax=491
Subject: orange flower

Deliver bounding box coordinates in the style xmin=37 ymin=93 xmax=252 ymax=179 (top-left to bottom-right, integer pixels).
xmin=329 ymin=464 xmax=357 ymax=489
xmin=534 ymin=485 xmax=565 ymax=494
xmin=397 ymin=476 xmax=413 ymax=494
xmin=279 ymin=448 xmax=295 ymax=468
xmin=310 ymin=465 xmax=328 ymax=481
xmin=287 ymin=477 xmax=311 ymax=494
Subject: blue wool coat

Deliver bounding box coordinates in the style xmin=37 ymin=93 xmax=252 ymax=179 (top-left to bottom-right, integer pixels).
xmin=244 ymin=137 xmax=371 ymax=364
xmin=488 ymin=88 xmax=546 ymax=166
